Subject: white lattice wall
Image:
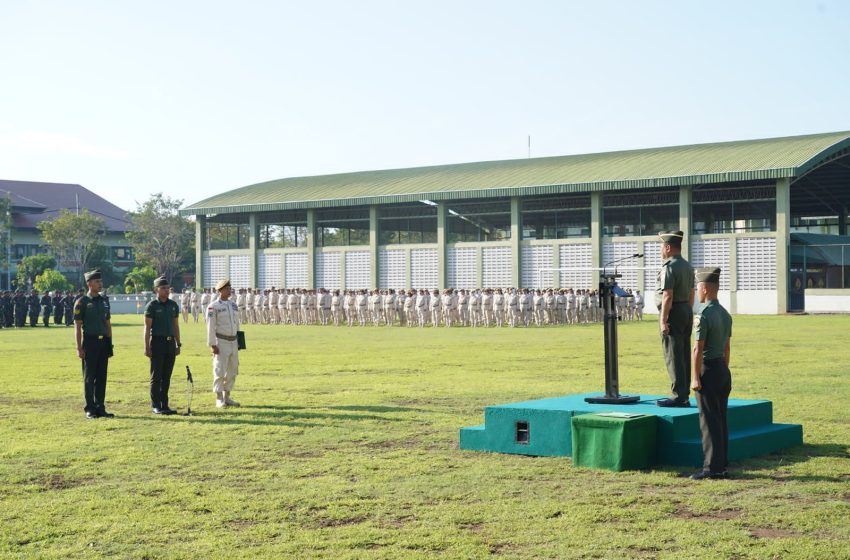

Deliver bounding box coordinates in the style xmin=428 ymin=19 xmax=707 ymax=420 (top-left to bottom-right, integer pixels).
xmin=737 ymin=237 xmax=777 ymax=290
xmin=202 ymin=254 xmax=226 ymax=289
xmin=410 ymin=248 xmax=438 ymax=289
xmin=603 ymin=242 xmax=638 ymax=289
xmin=482 ymin=247 xmax=512 ymax=287
xmin=316 ymin=252 xmax=341 ymax=290
xmin=379 ymin=249 xmax=407 ymax=289
xmin=447 ymin=247 xmax=477 ymax=288
xmin=229 ymin=255 xmax=251 ymax=289
xmin=559 ymin=243 xmax=592 ymax=289
xmin=345 ymin=251 xmax=371 ymax=289
xmin=521 ymin=245 xmax=554 ymax=288
xmin=285 ymin=253 xmax=308 ymax=288
xmin=690 ymin=239 xmax=731 ymax=290
xmin=643 ymin=241 xmax=663 ymax=292
xmin=257 ymin=253 xmax=282 ymax=289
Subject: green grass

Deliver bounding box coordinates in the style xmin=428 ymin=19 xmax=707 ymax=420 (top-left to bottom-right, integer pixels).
xmin=1 ymin=315 xmax=848 ymax=559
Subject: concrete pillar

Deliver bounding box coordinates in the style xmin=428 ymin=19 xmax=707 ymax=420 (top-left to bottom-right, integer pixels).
xmin=195 ymin=216 xmax=206 ymax=288
xmin=590 ymin=192 xmax=603 ymax=270
xmin=476 ymin=245 xmax=483 ymax=288
xmin=248 ymin=214 xmax=258 ymax=288
xmin=728 ymin=238 xmax=738 ymax=314
xmin=511 ymin=197 xmax=521 ymax=287
xmin=437 ymin=202 xmax=447 ymax=289
xmin=839 ymin=206 xmax=848 ymax=236
xmin=306 ymin=209 xmax=316 ymax=289
xmin=369 ymin=206 xmax=379 ymax=288
xmin=679 ymin=185 xmax=692 ymax=259
xmin=776 ymin=177 xmax=791 ymax=313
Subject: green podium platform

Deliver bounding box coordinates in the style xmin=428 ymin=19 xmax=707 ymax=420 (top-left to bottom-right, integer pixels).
xmin=459 ymin=393 xmax=803 ymax=467
xmin=571 ymin=413 xmax=657 ymax=471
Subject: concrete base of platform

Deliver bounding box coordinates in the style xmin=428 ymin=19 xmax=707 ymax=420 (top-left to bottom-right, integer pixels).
xmin=459 ymin=393 xmax=803 ymax=467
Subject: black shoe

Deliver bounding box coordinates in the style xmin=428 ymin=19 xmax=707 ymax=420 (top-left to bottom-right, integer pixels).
xmin=152 ymin=407 xmax=164 ymax=414
xmin=86 ymin=411 xmax=99 ymax=419
xmin=160 ymin=407 xmax=178 ymax=415
xmin=657 ymin=398 xmax=690 ymax=408
xmin=690 ymin=470 xmax=728 ymax=480
xmin=98 ymin=410 xmax=115 ymax=418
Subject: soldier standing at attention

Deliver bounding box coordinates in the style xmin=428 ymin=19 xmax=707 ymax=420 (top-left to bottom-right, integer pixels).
xmin=63 ymin=290 xmax=77 ymax=326
xmin=74 ymin=270 xmax=114 ymax=419
xmin=655 ymin=230 xmax=695 ymax=408
xmin=27 ymin=289 xmax=41 ymax=327
xmin=180 ymin=289 xmax=190 ymax=323
xmin=40 ymin=291 xmax=52 ymax=327
xmin=207 ymin=278 xmax=241 ymax=408
xmin=190 ymin=288 xmax=200 ymax=323
xmin=144 ymin=276 xmax=181 ymax=415
xmin=52 ymin=291 xmax=63 ymax=325
xmin=690 ymin=267 xmax=732 ymax=480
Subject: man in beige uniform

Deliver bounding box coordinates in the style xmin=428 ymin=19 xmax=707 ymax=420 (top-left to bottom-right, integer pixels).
xmin=206 ymin=279 xmax=241 ymax=408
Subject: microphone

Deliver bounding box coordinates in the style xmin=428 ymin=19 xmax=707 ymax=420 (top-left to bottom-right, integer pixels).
xmin=604 ymin=253 xmax=644 ymax=267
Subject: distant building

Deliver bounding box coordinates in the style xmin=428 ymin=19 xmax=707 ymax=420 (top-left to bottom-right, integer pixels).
xmin=0 ymin=180 xmax=133 ymax=290
xmin=181 ymin=131 xmax=850 ymax=314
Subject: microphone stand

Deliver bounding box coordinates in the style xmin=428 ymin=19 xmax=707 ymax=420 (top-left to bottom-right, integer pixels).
xmin=585 ymin=254 xmax=643 ymax=405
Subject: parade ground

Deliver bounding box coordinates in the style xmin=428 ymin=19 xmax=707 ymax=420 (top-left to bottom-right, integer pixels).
xmin=1 ymin=315 xmax=848 ymax=559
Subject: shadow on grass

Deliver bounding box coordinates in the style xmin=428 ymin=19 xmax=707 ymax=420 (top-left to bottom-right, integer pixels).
xmin=120 ymin=413 xmax=325 ymax=429
xmin=239 ymin=404 xmax=417 ymax=419
xmin=731 ymin=443 xmax=850 ymax=482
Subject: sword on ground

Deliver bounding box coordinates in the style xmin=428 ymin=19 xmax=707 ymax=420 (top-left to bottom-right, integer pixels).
xmin=184 ymin=366 xmax=194 ymax=416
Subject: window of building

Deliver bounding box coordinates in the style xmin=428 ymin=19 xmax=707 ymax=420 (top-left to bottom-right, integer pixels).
xmin=205 ymin=214 xmax=250 ymax=250
xmin=112 ymin=247 xmax=134 ymax=261
xmin=603 ymin=190 xmax=679 ymax=236
xmin=13 ymin=244 xmax=46 ymax=260
xmin=446 ymin=199 xmax=511 ymax=243
xmin=522 ymin=195 xmax=591 ymax=239
xmin=692 ymin=185 xmax=776 ymax=234
xmin=258 ymin=210 xmax=308 ymax=248
xmin=316 ymin=207 xmax=370 ymax=247
xmin=790 ymin=216 xmax=839 ymax=235
xmin=378 ymin=203 xmax=438 ymax=244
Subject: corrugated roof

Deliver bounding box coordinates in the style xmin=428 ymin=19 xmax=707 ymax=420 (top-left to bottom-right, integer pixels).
xmin=181 ymin=131 xmax=850 ymax=216
xmin=0 ymin=180 xmax=130 ymax=232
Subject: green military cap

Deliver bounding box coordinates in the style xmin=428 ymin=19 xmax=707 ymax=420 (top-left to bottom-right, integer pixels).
xmin=658 ymin=231 xmax=685 ymax=244
xmin=84 ymin=269 xmax=103 ymax=282
xmin=215 ymin=278 xmax=231 ymax=291
xmin=695 ymin=267 xmax=721 ymax=284
xmin=153 ymin=276 xmax=169 ymax=288
xmin=658 ymin=230 xmax=684 ymax=244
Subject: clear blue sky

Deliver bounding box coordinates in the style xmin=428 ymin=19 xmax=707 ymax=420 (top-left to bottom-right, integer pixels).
xmin=1 ymin=0 xmax=848 ymax=212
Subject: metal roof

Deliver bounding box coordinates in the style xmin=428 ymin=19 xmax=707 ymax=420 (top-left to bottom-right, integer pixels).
xmin=180 ymin=131 xmax=850 ymax=216
xmin=0 ymin=180 xmax=130 ymax=232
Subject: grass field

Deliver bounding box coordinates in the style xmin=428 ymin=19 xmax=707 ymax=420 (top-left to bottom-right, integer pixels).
xmin=1 ymin=315 xmax=848 ymax=559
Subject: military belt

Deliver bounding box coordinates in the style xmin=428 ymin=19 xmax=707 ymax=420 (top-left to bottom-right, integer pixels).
xmin=152 ymin=335 xmax=174 ymax=341
xmin=216 ymin=333 xmax=237 ymax=341
xmin=84 ymin=335 xmax=106 ymax=340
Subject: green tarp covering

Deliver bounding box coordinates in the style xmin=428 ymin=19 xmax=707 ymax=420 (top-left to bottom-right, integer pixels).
xmin=571 ymin=413 xmax=658 ymax=471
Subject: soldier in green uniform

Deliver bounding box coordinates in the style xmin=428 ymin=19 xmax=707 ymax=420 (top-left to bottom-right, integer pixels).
xmin=690 ymin=267 xmax=733 ymax=480
xmin=144 ymin=276 xmax=182 ymax=415
xmin=655 ymin=230 xmax=695 ymax=407
xmin=74 ymin=270 xmax=114 ymax=419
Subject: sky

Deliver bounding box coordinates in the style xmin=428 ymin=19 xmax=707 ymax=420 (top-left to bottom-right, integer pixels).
xmin=1 ymin=0 xmax=848 ymax=213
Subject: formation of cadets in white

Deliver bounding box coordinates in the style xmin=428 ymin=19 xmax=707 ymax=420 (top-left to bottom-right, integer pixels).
xmin=172 ymin=286 xmax=645 ymax=327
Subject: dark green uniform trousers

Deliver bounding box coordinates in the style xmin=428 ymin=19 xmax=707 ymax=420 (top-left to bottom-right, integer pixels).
xmin=695 ymin=357 xmax=732 ymax=472
xmin=82 ymin=336 xmax=110 ymax=414
xmin=661 ymin=301 xmax=693 ymax=402
xmin=149 ymin=336 xmax=176 ymax=409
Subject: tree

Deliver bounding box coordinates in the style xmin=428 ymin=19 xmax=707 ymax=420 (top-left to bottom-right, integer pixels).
xmin=0 ymin=196 xmax=10 ymax=270
xmin=124 ymin=265 xmax=158 ymax=293
xmin=38 ymin=209 xmax=106 ymax=285
xmin=16 ymin=253 xmax=56 ymax=288
xmin=126 ymin=194 xmax=194 ymax=285
xmin=34 ymin=269 xmax=73 ymax=293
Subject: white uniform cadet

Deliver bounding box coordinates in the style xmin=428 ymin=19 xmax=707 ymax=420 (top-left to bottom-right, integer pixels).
xmin=206 ymin=278 xmax=241 ymax=408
